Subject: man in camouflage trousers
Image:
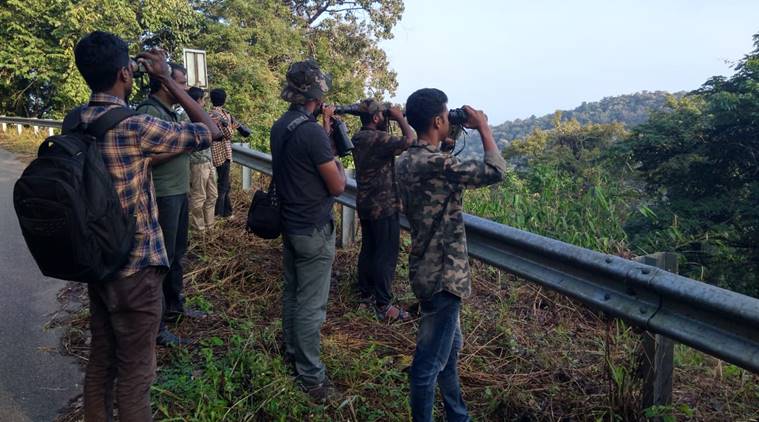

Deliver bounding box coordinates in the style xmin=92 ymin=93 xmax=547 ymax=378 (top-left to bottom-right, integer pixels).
xmin=351 ymin=99 xmax=414 ymax=321
xmin=396 ymin=88 xmax=507 ymax=422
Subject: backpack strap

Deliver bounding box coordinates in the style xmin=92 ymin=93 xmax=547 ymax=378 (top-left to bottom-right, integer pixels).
xmin=86 ymin=107 xmax=139 ymax=138
xmin=61 ymin=106 xmax=86 ymax=134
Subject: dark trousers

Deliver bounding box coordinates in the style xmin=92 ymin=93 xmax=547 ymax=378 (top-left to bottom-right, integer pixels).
xmin=84 ymin=266 xmax=164 ymax=422
xmin=357 ymin=214 xmax=400 ymax=307
xmin=156 ymin=193 xmax=189 ymax=328
xmin=409 ymin=291 xmax=469 ymax=422
xmin=215 ymin=160 xmax=233 ymax=217
xmin=282 ymin=222 xmax=336 ymax=386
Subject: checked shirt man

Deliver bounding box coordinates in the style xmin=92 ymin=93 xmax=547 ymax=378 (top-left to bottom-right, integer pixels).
xmin=72 ymin=31 xmax=222 ymax=422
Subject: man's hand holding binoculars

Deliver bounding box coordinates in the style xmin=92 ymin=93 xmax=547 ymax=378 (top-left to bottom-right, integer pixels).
xmin=386 ymin=107 xmax=405 ymax=122
xmin=135 ymin=49 xmax=171 ymax=80
xmin=460 ymin=105 xmax=496 ymax=152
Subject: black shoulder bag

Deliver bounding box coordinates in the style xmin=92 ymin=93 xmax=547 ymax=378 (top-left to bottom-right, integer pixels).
xmin=246 ymin=114 xmax=310 ymax=239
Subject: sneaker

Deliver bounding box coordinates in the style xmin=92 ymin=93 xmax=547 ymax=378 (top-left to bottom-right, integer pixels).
xmin=301 ymin=377 xmax=341 ymax=403
xmin=156 ymin=329 xmax=193 ymax=347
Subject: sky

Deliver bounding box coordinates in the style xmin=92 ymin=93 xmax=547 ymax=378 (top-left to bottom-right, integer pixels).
xmin=379 ymin=0 xmax=759 ymax=124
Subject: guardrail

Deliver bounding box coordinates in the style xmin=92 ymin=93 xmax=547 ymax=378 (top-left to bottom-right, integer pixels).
xmin=3 ymin=116 xmax=758 ymax=375
xmin=0 ymin=115 xmax=62 ymax=137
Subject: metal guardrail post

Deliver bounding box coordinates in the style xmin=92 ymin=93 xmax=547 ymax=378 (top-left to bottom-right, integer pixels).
xmin=48 ymin=127 xmax=54 ymax=137
xmin=238 ymin=143 xmax=252 ymax=192
xmin=1 ymin=116 xmax=6 ymax=133
xmin=16 ymin=124 xmax=22 ymax=135
xmin=635 ymin=252 xmax=677 ymax=413
xmin=339 ymin=168 xmax=357 ymax=248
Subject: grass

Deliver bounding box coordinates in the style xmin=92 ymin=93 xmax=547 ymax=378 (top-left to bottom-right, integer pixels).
xmin=0 ymin=128 xmax=48 ymax=159
xmin=1 ymin=131 xmax=756 ymax=421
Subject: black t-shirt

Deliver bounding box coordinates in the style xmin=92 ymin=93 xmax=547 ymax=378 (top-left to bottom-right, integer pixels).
xmin=270 ymin=109 xmax=335 ymax=234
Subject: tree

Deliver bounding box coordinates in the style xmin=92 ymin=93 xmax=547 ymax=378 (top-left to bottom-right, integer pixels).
xmin=190 ymin=0 xmax=402 ymax=151
xmin=0 ymin=0 xmax=200 ymax=117
xmin=0 ymin=0 xmax=402 ymax=125
xmin=622 ymin=33 xmax=759 ymax=297
xmin=286 ymin=0 xmax=404 ymax=39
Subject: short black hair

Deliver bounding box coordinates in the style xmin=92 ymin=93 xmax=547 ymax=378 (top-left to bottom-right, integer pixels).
xmin=188 ymin=86 xmax=204 ymax=102
xmin=210 ymin=88 xmax=226 ymax=106
xmin=405 ymin=88 xmax=448 ymax=135
xmin=74 ymin=31 xmax=130 ymax=93
xmin=149 ymin=63 xmax=186 ymax=94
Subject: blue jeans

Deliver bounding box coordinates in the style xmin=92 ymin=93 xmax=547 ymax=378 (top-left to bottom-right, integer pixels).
xmin=410 ymin=291 xmax=469 ymax=422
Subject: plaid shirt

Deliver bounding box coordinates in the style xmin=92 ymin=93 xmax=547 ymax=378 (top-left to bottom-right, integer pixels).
xmin=210 ymin=107 xmax=238 ymax=167
xmin=80 ymin=93 xmax=212 ymax=278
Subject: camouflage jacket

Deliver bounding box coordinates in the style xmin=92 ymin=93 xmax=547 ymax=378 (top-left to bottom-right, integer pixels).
xmin=352 ymin=129 xmax=408 ymax=220
xmin=396 ymin=139 xmax=508 ymax=300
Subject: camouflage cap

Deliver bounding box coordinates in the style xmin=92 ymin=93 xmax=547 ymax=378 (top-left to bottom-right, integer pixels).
xmin=280 ymin=59 xmax=332 ymax=104
xmin=358 ymin=98 xmax=389 ymax=115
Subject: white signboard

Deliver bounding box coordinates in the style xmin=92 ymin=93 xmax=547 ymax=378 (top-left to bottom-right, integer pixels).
xmin=183 ymin=48 xmax=208 ymax=88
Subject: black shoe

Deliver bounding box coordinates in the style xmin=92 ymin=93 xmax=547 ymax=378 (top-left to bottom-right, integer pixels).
xmin=301 ymin=377 xmax=341 ymax=403
xmin=156 ymin=329 xmax=192 ymax=347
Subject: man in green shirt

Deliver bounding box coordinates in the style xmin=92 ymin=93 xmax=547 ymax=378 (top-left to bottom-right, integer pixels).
xmin=137 ymin=63 xmax=206 ymax=347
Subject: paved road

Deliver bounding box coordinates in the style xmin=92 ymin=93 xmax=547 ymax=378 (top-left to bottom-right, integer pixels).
xmin=0 ymin=148 xmax=81 ymax=421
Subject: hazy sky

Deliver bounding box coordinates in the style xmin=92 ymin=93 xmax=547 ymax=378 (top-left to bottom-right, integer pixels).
xmin=380 ymin=0 xmax=759 ymax=124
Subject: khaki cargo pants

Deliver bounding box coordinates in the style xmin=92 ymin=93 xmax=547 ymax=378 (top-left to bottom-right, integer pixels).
xmin=189 ymin=161 xmax=218 ymax=231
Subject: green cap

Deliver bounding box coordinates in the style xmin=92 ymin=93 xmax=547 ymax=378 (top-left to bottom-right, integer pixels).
xmin=280 ymin=59 xmax=332 ymax=104
xmin=358 ymin=98 xmax=390 ymax=115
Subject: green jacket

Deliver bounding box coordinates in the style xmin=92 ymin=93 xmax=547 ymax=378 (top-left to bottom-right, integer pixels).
xmin=137 ymin=96 xmax=191 ymax=197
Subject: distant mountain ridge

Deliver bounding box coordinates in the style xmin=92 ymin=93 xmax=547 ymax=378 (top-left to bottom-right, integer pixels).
xmin=452 ymin=90 xmax=685 ymax=159
xmin=491 ymin=90 xmax=685 ymax=142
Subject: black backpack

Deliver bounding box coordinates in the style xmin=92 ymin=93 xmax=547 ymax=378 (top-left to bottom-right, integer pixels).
xmin=246 ymin=114 xmax=310 ymax=239
xmin=13 ymin=106 xmax=138 ymax=283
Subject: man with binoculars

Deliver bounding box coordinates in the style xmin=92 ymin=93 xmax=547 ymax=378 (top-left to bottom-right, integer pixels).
xmin=397 ymin=88 xmax=508 ymax=422
xmin=350 ymin=99 xmax=414 ymax=321
xmin=270 ymin=59 xmax=346 ymax=402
